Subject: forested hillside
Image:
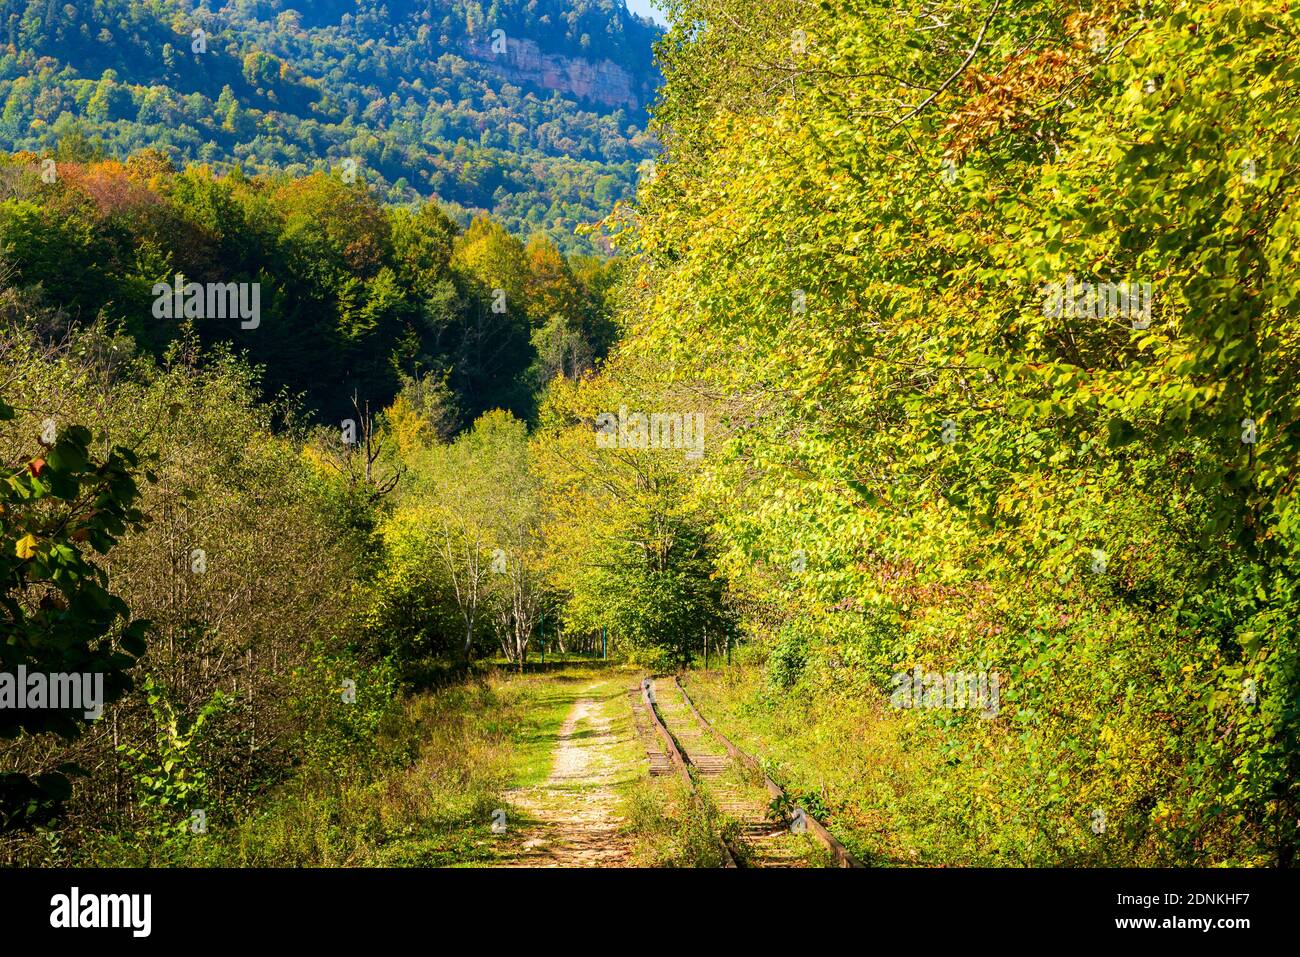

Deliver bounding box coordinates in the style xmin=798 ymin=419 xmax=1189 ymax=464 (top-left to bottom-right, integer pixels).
xmin=0 ymin=0 xmax=660 ymax=252
xmin=0 ymin=149 xmax=618 ymax=422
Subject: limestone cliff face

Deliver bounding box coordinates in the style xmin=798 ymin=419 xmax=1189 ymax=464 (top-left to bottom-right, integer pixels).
xmin=464 ymin=36 xmax=648 ymax=111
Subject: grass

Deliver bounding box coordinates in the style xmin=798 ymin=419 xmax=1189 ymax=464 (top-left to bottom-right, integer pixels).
xmin=621 ymin=774 xmax=733 ymax=867
xmin=81 ymin=669 xmax=591 ymax=867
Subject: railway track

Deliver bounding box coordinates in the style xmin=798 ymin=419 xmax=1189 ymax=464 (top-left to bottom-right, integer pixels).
xmin=637 ymin=675 xmax=825 ymax=867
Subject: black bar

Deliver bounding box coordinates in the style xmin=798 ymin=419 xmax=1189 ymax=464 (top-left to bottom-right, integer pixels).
xmin=0 ymin=867 xmax=1290 ymax=944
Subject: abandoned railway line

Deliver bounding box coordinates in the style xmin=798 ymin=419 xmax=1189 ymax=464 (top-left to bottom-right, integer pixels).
xmin=637 ymin=674 xmax=860 ymax=868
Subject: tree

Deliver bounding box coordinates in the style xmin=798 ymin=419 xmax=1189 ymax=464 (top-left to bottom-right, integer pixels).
xmin=401 ymin=410 xmax=536 ymax=661
xmin=523 ymin=233 xmax=582 ymax=327
xmin=315 ymin=394 xmax=404 ymax=507
xmin=534 ymin=372 xmax=728 ymax=668
xmin=0 ymin=395 xmax=150 ymax=834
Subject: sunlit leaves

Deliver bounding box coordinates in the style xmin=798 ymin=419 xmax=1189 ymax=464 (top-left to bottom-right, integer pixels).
xmin=606 ymin=0 xmax=1300 ymax=863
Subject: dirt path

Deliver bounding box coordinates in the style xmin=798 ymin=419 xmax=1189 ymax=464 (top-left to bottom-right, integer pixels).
xmin=496 ymin=682 xmax=639 ymax=867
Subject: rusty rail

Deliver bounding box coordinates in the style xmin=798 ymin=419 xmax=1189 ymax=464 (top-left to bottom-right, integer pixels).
xmin=639 ymin=676 xmax=737 ymax=868
xmin=673 ymin=675 xmax=863 ymax=868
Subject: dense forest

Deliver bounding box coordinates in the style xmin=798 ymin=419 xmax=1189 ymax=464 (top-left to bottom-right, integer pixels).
xmin=0 ymin=147 xmax=618 ymax=422
xmin=3 ymin=0 xmax=1299 ymax=874
xmin=0 ymin=0 xmax=661 ymax=253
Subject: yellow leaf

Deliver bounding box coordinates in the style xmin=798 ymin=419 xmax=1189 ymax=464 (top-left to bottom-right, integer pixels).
xmin=15 ymin=533 xmax=37 ymax=559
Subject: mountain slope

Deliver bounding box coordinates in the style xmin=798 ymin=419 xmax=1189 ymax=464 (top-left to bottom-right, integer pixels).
xmin=0 ymin=0 xmax=662 ymax=252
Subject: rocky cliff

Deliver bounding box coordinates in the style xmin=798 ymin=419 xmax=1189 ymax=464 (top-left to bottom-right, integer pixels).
xmin=465 ymin=36 xmax=649 ymax=111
